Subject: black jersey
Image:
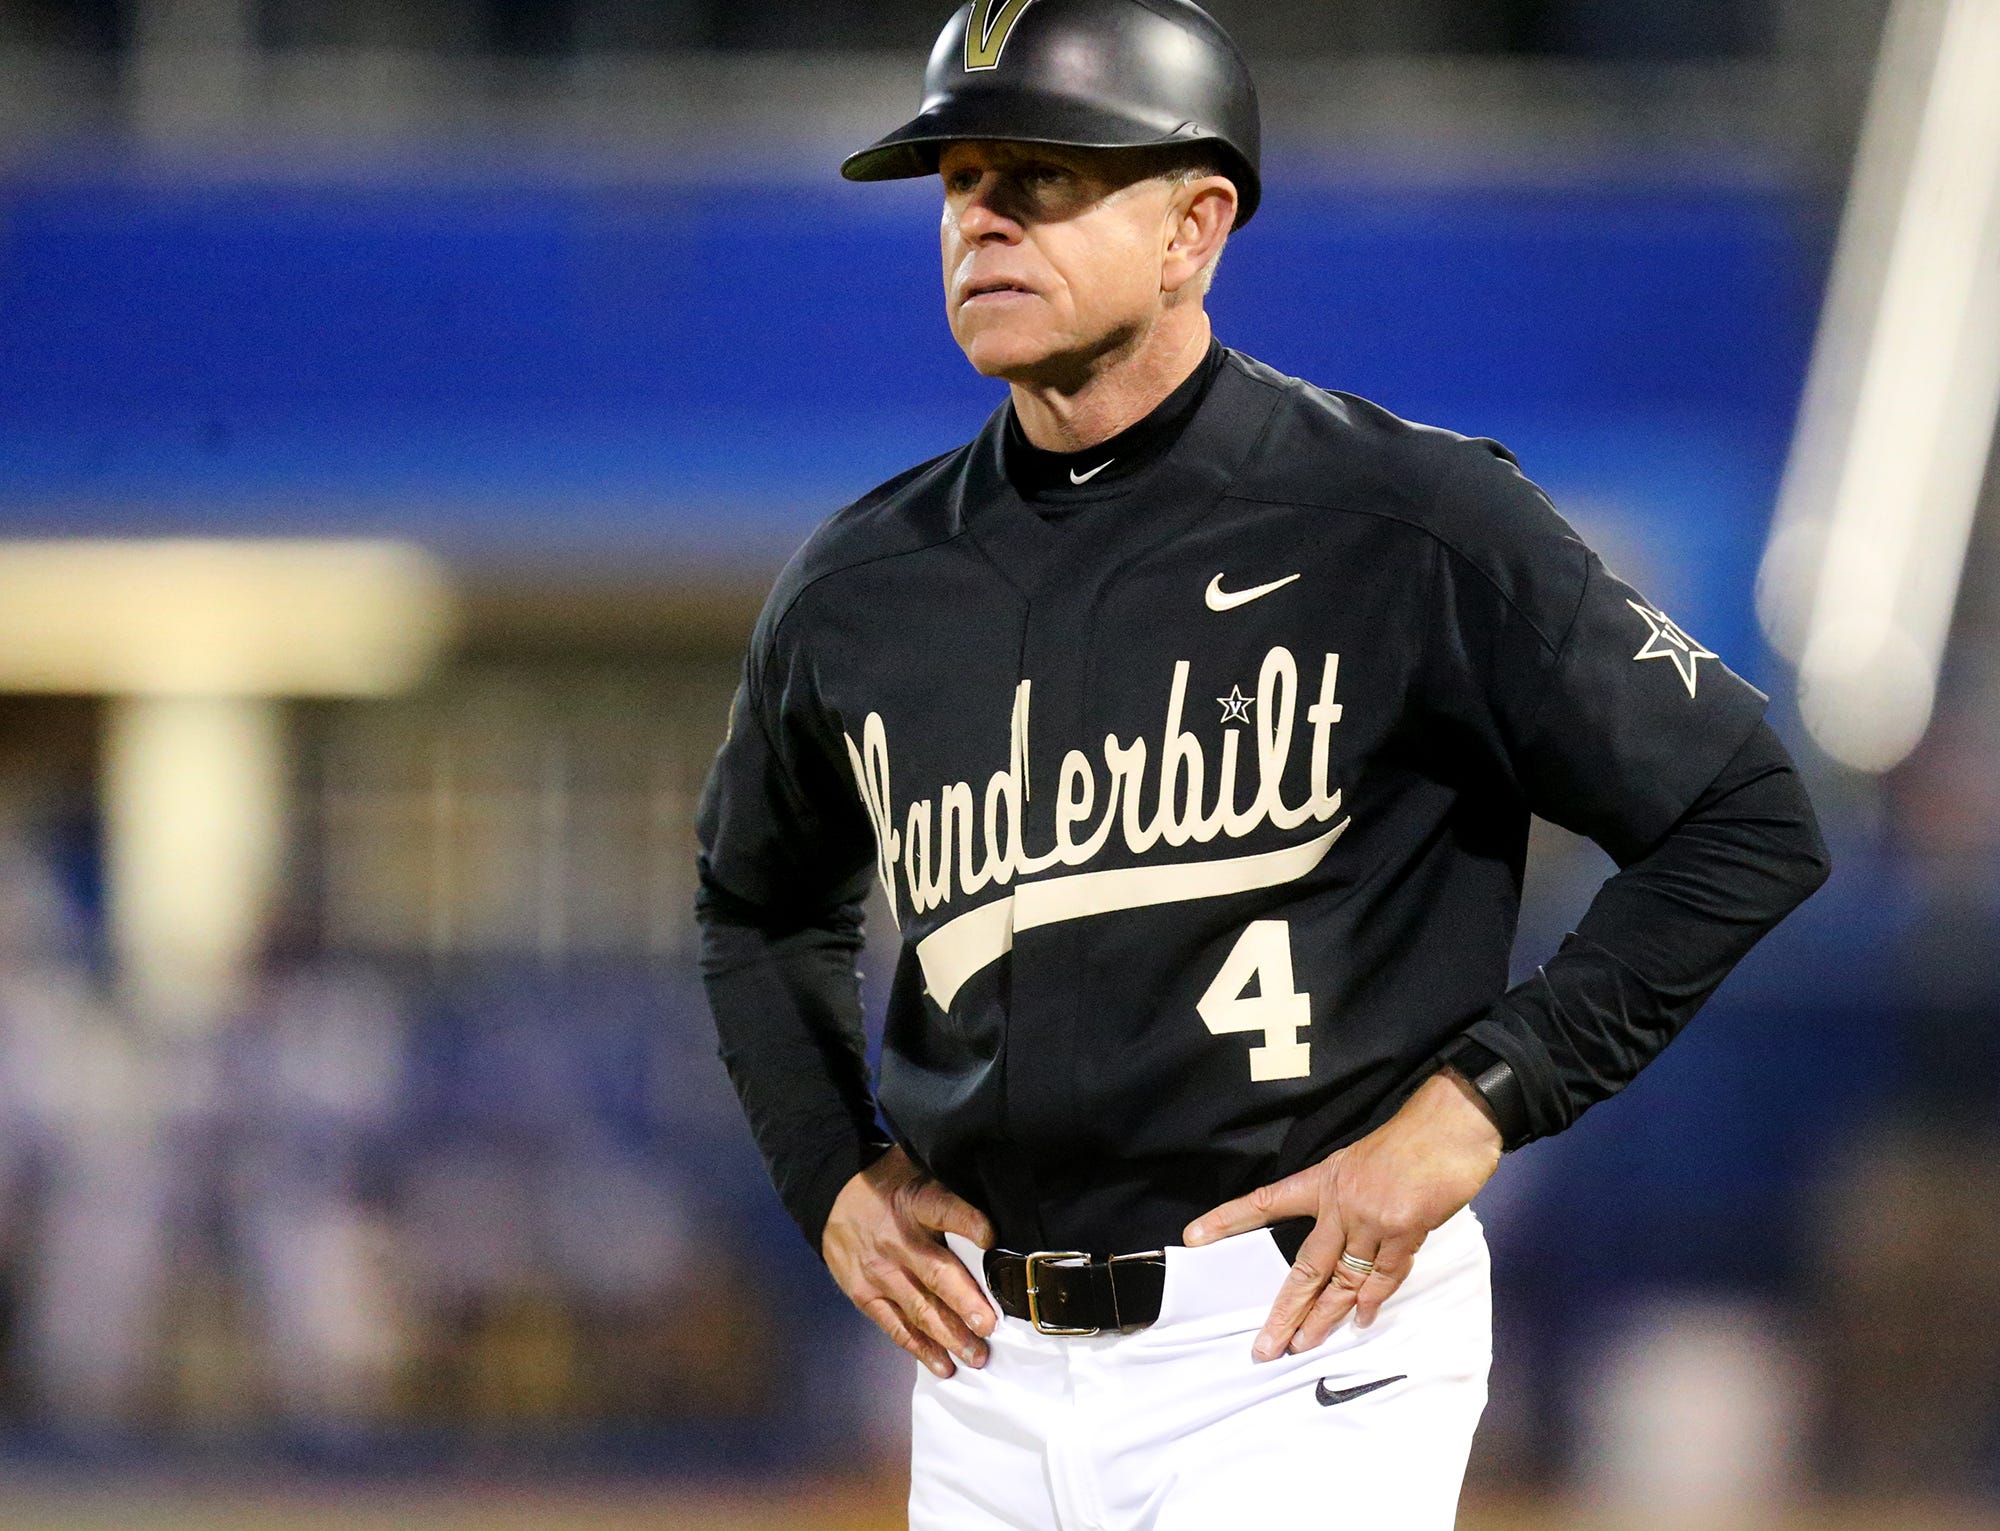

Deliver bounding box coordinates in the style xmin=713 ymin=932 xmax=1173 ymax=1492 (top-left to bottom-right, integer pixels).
xmin=696 ymin=345 xmax=1771 ymax=1255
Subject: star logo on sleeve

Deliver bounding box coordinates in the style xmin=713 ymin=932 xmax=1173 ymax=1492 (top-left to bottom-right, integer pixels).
xmin=1626 ymin=600 xmax=1717 ymax=698
xmin=1217 ymin=685 xmax=1255 ymax=725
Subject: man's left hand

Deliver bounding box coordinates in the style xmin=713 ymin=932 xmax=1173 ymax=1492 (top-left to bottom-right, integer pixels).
xmin=1182 ymin=1068 xmax=1504 ymax=1361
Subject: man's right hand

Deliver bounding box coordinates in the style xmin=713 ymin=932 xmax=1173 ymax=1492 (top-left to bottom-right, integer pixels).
xmin=823 ymin=1145 xmax=999 ymax=1378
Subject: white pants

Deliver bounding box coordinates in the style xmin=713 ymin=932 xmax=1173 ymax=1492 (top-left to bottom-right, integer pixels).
xmin=912 ymin=1206 xmax=1492 ymax=1531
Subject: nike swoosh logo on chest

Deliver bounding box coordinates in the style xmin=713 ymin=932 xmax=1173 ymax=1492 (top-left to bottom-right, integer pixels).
xmin=1206 ymin=572 xmax=1301 ymax=611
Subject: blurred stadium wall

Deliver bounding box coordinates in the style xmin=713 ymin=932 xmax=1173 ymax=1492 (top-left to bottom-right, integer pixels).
xmin=2 ymin=1 xmax=1999 ymax=1527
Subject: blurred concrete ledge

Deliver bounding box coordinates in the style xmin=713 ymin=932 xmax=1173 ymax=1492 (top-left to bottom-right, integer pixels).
xmin=0 ymin=48 xmax=1863 ymax=182
xmin=453 ymin=561 xmax=770 ymax=660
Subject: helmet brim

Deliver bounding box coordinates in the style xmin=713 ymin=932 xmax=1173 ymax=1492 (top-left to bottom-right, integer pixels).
xmin=840 ymin=92 xmax=1260 ymax=227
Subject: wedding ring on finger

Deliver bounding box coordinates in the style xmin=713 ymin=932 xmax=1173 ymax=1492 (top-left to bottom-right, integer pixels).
xmin=1338 ymin=1251 xmax=1377 ymax=1276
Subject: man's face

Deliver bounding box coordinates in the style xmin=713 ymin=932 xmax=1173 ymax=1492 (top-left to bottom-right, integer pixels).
xmin=939 ymin=140 xmax=1184 ymax=383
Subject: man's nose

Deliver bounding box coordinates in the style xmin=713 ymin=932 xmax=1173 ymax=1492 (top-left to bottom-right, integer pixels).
xmin=956 ymin=177 xmax=1023 ymax=242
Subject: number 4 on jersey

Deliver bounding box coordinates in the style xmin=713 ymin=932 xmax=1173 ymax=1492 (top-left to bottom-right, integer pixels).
xmin=1197 ymin=919 xmax=1312 ymax=1081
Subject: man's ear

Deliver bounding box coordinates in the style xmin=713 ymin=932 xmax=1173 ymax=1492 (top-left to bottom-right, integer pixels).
xmin=1161 ymin=177 xmax=1237 ymax=295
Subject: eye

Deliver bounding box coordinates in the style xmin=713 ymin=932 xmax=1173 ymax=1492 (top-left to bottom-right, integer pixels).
xmin=944 ymin=168 xmax=982 ymax=194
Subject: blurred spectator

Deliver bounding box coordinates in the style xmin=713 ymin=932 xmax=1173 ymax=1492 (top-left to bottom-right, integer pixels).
xmin=1813 ymin=1134 xmax=2000 ymax=1496
xmin=1807 ymin=660 xmax=2000 ymax=1496
xmin=220 ymin=955 xmax=410 ymax=1429
xmin=0 ymin=813 xmax=164 ymax=1429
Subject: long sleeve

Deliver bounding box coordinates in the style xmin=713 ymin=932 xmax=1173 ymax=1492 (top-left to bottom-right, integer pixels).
xmin=1458 ymin=719 xmax=1831 ymax=1141
xmin=696 ymin=872 xmax=892 ymax=1250
xmin=1416 ymin=439 xmax=1830 ymax=1144
xmin=694 ymin=639 xmax=893 ymax=1254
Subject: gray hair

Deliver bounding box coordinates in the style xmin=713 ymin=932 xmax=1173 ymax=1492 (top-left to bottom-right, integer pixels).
xmin=1160 ymin=157 xmax=1232 ymax=295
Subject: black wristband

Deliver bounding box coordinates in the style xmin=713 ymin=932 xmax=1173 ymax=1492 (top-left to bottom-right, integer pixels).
xmin=1438 ymin=1035 xmax=1533 ymax=1151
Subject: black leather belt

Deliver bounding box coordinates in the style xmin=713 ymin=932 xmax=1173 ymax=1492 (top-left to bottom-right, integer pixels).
xmin=984 ymin=1248 xmax=1167 ymax=1335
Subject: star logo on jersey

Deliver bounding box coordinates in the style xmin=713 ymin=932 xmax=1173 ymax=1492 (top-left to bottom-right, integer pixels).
xmin=1217 ymin=685 xmax=1254 ymax=725
xmin=1627 ymin=600 xmax=1716 ymax=698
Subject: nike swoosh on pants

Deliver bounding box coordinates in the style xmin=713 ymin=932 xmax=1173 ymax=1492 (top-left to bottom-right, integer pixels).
xmin=1315 ymin=1374 xmax=1407 ymax=1407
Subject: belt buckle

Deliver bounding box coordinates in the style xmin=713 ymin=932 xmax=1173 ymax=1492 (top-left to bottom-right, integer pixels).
xmin=1024 ymin=1250 xmax=1096 ymax=1336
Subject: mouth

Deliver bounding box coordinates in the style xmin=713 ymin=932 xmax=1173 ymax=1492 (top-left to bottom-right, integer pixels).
xmin=961 ymin=278 xmax=1035 ymax=305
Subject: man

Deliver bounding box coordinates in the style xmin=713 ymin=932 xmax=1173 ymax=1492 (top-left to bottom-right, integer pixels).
xmin=695 ymin=1 xmax=1830 ymax=1525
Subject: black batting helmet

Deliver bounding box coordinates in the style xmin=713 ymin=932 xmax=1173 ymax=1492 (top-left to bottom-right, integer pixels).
xmin=841 ymin=0 xmax=1263 ymax=227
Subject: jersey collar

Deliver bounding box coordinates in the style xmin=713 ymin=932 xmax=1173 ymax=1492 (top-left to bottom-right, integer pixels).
xmin=954 ymin=350 xmax=1284 ymax=601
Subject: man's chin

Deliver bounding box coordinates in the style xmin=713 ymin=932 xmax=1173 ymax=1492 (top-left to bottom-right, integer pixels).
xmin=956 ymin=328 xmax=1073 ymax=384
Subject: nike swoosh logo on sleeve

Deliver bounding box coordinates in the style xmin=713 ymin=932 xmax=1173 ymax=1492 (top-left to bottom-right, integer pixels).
xmin=1205 ymin=572 xmax=1301 ymax=611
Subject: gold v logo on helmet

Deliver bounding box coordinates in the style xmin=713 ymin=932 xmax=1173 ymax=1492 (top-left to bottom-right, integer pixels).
xmin=964 ymin=0 xmax=1036 ymax=71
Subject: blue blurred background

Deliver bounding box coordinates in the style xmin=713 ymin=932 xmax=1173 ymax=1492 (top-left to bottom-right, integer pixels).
xmin=0 ymin=0 xmax=1994 ymax=1526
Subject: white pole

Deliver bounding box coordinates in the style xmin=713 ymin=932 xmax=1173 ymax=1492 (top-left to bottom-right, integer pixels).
xmin=1760 ymin=0 xmax=2000 ymax=772
xmin=102 ymin=695 xmax=287 ymax=1025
